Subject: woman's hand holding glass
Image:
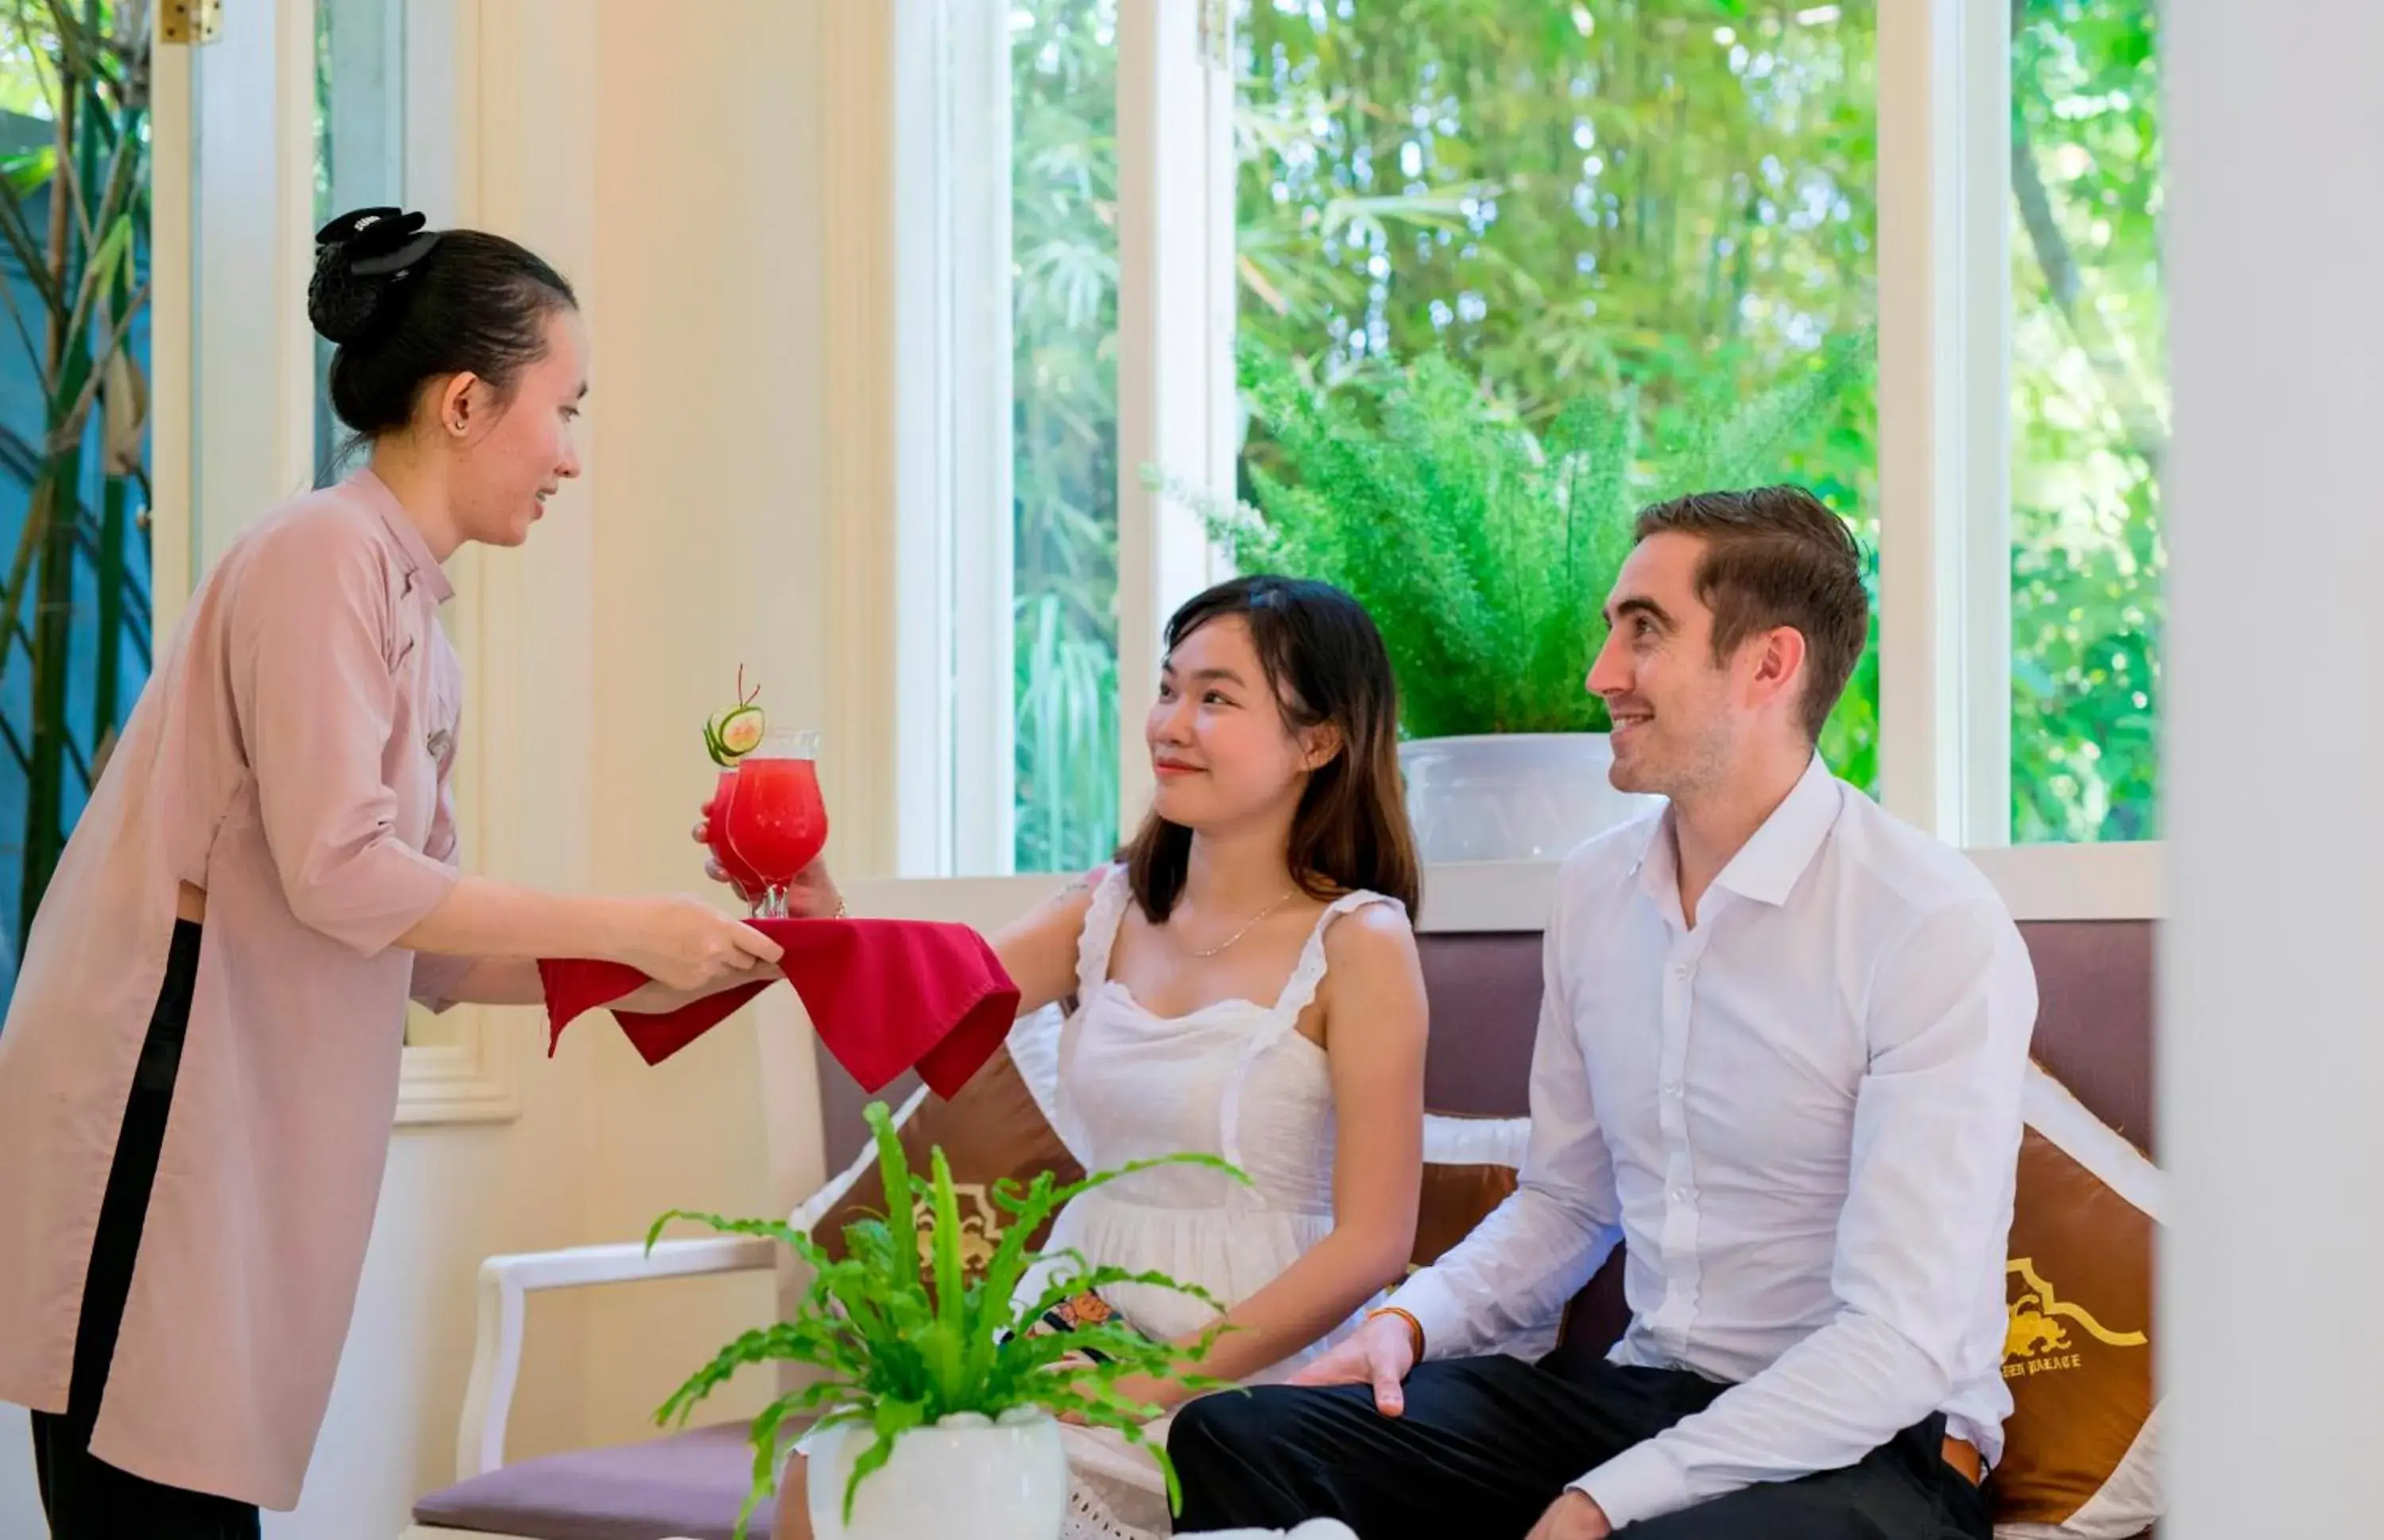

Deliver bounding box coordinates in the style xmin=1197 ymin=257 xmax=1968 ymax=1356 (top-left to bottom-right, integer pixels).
xmin=689 ymin=815 xmax=842 ymax=919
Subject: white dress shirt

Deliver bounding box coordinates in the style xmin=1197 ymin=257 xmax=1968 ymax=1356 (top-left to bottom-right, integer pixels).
xmin=1391 ymin=756 xmax=2037 ymax=1530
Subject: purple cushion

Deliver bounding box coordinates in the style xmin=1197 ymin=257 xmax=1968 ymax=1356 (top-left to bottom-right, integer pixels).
xmin=411 ymin=1421 xmax=776 ymax=1540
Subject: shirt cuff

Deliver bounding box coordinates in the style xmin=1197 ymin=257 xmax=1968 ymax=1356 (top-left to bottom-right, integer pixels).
xmin=408 ymin=950 xmax=475 ymax=1014
xmin=1572 ymin=1437 xmax=1693 ymax=1531
xmin=307 ymin=842 xmax=459 ymax=957
xmin=1384 ymin=1268 xmax=1468 ymax=1361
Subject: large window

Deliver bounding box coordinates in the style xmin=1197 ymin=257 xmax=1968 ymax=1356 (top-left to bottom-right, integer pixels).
xmin=2009 ymin=0 xmax=2163 ymax=843
xmin=913 ymin=0 xmax=2164 ymax=870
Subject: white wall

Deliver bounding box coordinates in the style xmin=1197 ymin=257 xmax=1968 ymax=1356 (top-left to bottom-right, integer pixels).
xmin=571 ymin=0 xmax=834 ymax=1453
xmin=2161 ymin=1 xmax=2384 ymax=1533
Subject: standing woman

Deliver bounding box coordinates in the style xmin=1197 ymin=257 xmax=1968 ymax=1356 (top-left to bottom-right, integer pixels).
xmin=0 ymin=206 xmax=779 ymax=1539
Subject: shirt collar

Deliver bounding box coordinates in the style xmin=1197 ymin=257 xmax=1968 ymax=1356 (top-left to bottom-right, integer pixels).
xmin=1628 ymin=753 xmax=1843 ymax=914
xmin=1710 ymin=753 xmax=1843 ymax=907
xmin=346 ymin=466 xmax=455 ymax=605
xmin=1631 ymin=810 xmax=1678 ymax=910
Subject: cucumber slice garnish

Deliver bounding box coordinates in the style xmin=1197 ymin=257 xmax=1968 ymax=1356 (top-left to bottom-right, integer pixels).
xmin=717 ymin=704 xmax=765 ymax=757
xmin=701 ymin=667 xmax=766 ymax=766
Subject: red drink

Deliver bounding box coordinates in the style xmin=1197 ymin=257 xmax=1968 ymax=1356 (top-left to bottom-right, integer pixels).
xmin=701 ymin=768 xmax=767 ymax=902
xmin=726 ymin=731 xmax=828 ymax=915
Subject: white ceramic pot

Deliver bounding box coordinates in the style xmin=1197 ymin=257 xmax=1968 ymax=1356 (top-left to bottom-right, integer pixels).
xmin=1398 ymin=733 xmax=1663 ymax=862
xmin=807 ymin=1407 xmax=1068 ymax=1540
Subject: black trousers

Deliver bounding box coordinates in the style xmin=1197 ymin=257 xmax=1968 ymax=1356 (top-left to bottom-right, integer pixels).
xmin=29 ymin=921 xmax=261 ymax=1540
xmin=1169 ymin=1352 xmax=1995 ymax=1539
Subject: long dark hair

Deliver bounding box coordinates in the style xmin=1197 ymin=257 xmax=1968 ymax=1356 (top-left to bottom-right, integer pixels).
xmin=1123 ymin=575 xmax=1421 ymax=921
xmin=307 ymin=206 xmax=577 ymax=440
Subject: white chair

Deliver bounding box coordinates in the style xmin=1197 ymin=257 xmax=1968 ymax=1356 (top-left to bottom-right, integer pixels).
xmin=404 ymin=972 xmax=939 ymax=1540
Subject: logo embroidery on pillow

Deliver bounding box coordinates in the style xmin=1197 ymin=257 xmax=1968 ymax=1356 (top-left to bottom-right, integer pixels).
xmin=910 ymin=1183 xmax=1005 ymax=1277
xmin=2002 ymin=1257 xmax=2148 ymax=1379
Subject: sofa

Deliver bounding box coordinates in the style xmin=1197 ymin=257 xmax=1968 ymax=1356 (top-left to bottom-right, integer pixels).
xmin=409 ymin=916 xmax=2156 ymax=1540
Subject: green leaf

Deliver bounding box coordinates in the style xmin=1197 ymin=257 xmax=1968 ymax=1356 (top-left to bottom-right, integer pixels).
xmin=842 ymin=1396 xmax=929 ymax=1525
xmin=0 ymin=146 xmax=55 ymax=199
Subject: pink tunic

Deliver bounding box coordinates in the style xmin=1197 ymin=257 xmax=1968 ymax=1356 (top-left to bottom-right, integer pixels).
xmin=0 ymin=468 xmax=474 ymax=1508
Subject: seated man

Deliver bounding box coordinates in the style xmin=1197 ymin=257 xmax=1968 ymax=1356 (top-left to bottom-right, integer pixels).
xmin=1168 ymin=486 xmax=2036 ymax=1540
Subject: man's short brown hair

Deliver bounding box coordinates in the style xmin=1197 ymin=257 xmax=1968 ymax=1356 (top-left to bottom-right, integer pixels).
xmin=1631 ymin=485 xmax=1868 ymax=742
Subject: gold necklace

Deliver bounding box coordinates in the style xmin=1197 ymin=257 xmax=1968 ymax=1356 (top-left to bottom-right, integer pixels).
xmin=1187 ymin=888 xmax=1298 ymax=958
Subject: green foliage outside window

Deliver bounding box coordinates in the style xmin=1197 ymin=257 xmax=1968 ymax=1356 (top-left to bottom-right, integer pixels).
xmin=1006 ymin=0 xmax=2163 ymax=865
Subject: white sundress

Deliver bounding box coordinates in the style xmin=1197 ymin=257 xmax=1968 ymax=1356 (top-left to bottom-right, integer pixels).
xmin=1024 ymin=865 xmax=1402 ymax=1540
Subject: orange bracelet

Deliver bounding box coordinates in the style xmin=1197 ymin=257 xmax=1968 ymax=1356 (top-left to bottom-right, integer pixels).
xmin=1366 ymin=1305 xmax=1426 ymax=1364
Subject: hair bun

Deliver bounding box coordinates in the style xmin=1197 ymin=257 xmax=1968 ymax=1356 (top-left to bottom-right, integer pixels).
xmin=308 ymin=206 xmax=443 ymax=346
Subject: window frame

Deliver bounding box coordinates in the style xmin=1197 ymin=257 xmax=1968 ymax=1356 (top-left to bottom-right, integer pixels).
xmin=871 ymin=0 xmax=2159 ymax=894
xmin=888 ymin=0 xmax=1016 ymax=876
xmin=1877 ymin=0 xmax=2018 ymax=849
xmin=1110 ymin=0 xmax=1238 ymax=835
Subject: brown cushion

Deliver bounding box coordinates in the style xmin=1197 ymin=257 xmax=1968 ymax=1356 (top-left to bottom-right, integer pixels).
xmin=1994 ymin=1062 xmax=2162 ymax=1536
xmin=410 ymin=1420 xmax=774 ymax=1540
xmin=1411 ymin=1159 xmax=1519 ymax=1269
xmin=807 ymin=1043 xmax=1082 ymax=1283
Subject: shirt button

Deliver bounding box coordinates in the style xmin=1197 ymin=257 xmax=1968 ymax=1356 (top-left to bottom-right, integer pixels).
xmin=1671 ymin=1186 xmax=1689 ymax=1202
xmin=1662 ymin=1080 xmax=1682 ymax=1099
xmin=1671 ymin=960 xmax=1693 ymax=979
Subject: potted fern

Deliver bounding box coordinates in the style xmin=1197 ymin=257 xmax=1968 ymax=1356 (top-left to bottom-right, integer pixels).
xmin=648 ymin=1101 xmax=1241 ymax=1540
xmin=1163 ymin=339 xmax=1867 ymax=861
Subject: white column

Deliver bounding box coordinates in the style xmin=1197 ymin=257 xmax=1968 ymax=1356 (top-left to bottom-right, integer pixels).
xmin=1113 ymin=0 xmax=1236 ymax=842
xmin=889 ymin=0 xmax=1016 ymax=876
xmin=2161 ymin=2 xmax=2384 ymax=1532
xmin=1874 ymin=0 xmax=2011 ymax=845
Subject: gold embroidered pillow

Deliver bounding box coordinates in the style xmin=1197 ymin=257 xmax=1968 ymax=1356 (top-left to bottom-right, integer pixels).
xmin=1992 ymin=1062 xmax=2163 ymax=1540
xmin=800 ymin=1020 xmax=1081 ymax=1288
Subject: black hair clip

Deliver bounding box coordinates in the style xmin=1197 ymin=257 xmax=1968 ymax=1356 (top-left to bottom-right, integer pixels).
xmin=315 ymin=206 xmax=442 ymax=281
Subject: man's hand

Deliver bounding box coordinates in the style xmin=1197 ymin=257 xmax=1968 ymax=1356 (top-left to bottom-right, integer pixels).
xmin=1525 ymin=1490 xmax=1612 ymax=1540
xmin=1287 ymin=1312 xmax=1415 ymax=1415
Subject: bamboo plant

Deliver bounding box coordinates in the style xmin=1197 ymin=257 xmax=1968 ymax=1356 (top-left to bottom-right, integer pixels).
xmin=0 ymin=0 xmax=152 ymax=950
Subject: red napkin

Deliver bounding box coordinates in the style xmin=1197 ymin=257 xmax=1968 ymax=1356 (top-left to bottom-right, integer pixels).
xmin=538 ymin=918 xmax=1020 ymax=1097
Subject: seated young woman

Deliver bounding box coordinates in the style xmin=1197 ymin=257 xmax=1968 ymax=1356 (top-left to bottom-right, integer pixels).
xmin=738 ymin=575 xmax=1430 ymax=1540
